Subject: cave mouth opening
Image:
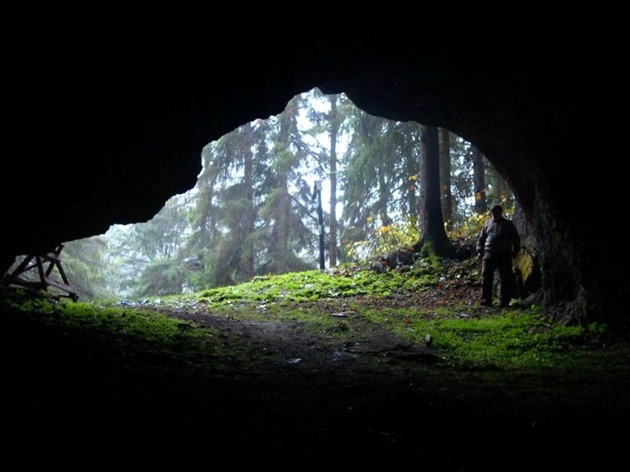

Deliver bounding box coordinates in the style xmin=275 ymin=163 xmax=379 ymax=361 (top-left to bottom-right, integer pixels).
xmin=4 ymin=88 xmax=513 ymax=303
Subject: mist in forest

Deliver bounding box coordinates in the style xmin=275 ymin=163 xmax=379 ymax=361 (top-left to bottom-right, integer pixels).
xmin=16 ymin=88 xmax=510 ymax=301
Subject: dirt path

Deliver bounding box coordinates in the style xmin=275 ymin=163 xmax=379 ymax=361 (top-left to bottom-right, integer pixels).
xmin=127 ymin=296 xmax=630 ymax=470
xmin=2 ymin=286 xmax=629 ymax=470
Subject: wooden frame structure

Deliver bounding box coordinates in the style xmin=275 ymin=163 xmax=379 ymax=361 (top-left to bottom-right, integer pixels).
xmin=2 ymin=244 xmax=79 ymax=301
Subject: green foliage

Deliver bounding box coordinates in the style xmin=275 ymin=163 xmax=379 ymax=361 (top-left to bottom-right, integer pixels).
xmin=2 ymin=287 xmax=60 ymax=314
xmin=585 ymin=322 xmax=608 ymax=335
xmin=2 ymin=254 xmax=613 ymax=375
xmin=370 ymin=306 xmax=600 ymax=370
xmin=62 ymin=90 xmax=517 ymax=301
xmin=132 ymin=260 xmax=189 ymax=298
xmin=418 ymin=241 xmax=444 ymax=268
xmin=62 ymin=237 xmax=117 ymax=301
xmin=447 ymin=212 xmax=486 ymax=242
xmin=193 ymin=260 xmax=607 ymax=372
xmin=55 ymin=302 xmax=196 ymax=341
xmin=343 ymin=215 xmax=420 ymax=262
xmin=198 ymin=267 xmax=416 ymax=305
xmin=3 ymin=295 xmax=215 ymax=366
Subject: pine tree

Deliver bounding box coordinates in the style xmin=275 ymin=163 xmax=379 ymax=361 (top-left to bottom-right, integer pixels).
xmin=418 ymin=125 xmax=452 ymax=257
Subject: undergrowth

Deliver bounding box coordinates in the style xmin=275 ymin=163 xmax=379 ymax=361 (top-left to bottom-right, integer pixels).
xmin=1 ymin=257 xmax=614 ymax=373
xmin=361 ymin=306 xmax=598 ymax=369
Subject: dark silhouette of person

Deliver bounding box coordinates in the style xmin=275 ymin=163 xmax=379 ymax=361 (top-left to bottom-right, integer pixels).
xmin=476 ymin=205 xmax=521 ymax=307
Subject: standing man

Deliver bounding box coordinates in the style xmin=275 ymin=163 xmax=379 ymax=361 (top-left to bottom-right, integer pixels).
xmin=476 ymin=205 xmax=521 ymax=307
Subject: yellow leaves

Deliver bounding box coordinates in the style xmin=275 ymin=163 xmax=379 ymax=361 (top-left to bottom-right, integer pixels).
xmin=408 ymin=174 xmax=419 ymax=191
xmin=347 ymin=215 xmax=420 ymax=263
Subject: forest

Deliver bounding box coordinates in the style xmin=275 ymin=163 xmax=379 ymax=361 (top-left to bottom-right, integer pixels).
xmin=33 ymin=88 xmax=514 ymax=302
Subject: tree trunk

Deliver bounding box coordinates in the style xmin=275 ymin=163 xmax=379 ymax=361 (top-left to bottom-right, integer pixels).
xmin=419 ymin=125 xmax=452 ymax=257
xmin=241 ymin=121 xmax=255 ymax=279
xmin=328 ymin=95 xmax=339 ymax=268
xmin=439 ymin=128 xmax=453 ymax=231
xmin=472 ymin=145 xmax=486 ymax=215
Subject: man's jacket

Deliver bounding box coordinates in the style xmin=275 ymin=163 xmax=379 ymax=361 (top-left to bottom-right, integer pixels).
xmin=476 ymin=218 xmax=520 ymax=257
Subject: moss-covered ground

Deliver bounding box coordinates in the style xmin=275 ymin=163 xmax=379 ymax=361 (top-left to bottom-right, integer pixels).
xmin=1 ymin=258 xmax=628 ymax=470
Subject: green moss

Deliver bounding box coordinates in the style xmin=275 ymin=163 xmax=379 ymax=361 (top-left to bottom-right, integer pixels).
xmin=2 ymin=258 xmax=615 ymax=375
